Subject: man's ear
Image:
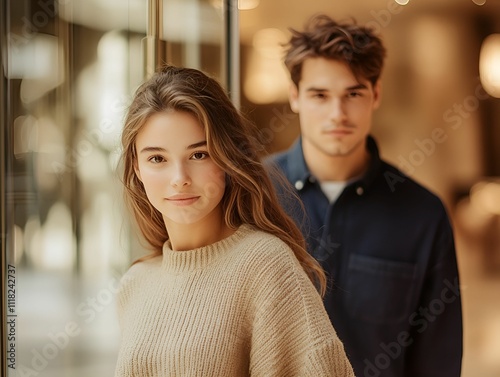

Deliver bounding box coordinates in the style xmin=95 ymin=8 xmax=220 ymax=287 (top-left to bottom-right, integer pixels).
xmin=372 ymin=80 xmax=382 ymax=110
xmin=289 ymin=83 xmax=300 ymax=113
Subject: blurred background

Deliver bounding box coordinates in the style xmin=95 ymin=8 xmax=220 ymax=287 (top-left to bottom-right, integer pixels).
xmin=1 ymin=0 xmax=499 ymax=376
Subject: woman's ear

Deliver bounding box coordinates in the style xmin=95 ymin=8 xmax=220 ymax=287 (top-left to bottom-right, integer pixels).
xmin=134 ymin=160 xmax=142 ymax=181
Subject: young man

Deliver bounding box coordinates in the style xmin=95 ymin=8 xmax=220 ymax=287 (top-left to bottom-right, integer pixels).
xmin=266 ymin=14 xmax=463 ymax=377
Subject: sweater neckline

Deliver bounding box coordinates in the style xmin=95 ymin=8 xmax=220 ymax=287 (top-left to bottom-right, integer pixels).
xmin=161 ymin=224 xmax=252 ymax=273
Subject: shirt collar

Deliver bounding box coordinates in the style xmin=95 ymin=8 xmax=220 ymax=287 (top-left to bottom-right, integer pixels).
xmin=358 ymin=135 xmax=382 ymax=190
xmin=285 ymin=138 xmax=315 ymax=190
xmin=285 ymin=135 xmax=382 ymax=192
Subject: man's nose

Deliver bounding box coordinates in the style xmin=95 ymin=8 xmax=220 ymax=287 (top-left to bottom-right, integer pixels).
xmin=329 ymin=98 xmax=346 ymax=123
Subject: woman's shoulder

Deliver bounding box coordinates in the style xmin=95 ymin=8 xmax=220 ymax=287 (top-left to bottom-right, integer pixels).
xmin=235 ymin=225 xmax=304 ymax=281
xmin=118 ymin=254 xmax=162 ymax=289
xmin=238 ymin=225 xmax=295 ymax=260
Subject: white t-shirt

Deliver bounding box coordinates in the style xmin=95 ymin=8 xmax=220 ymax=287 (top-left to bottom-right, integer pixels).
xmin=320 ymin=181 xmax=348 ymax=203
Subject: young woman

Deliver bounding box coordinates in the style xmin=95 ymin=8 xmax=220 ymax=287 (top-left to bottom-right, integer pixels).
xmin=114 ymin=65 xmax=354 ymax=377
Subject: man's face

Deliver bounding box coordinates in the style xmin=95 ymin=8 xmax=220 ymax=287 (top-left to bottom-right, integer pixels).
xmin=290 ymin=57 xmax=381 ymax=159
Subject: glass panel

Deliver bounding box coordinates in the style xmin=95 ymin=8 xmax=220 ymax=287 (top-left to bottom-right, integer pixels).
xmin=1 ymin=1 xmax=230 ymax=375
xmin=164 ymin=0 xmax=224 ymax=75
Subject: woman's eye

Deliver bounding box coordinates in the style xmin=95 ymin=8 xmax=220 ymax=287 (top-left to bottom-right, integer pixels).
xmin=191 ymin=152 xmax=208 ymax=160
xmin=148 ymin=155 xmax=165 ymax=163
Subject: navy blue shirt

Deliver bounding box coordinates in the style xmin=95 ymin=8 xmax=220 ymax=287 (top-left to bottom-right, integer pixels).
xmin=266 ymin=136 xmax=463 ymax=377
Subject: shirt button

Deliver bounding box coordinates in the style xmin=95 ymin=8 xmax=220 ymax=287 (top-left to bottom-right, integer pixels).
xmin=308 ymin=176 xmax=316 ymax=183
xmin=295 ymin=180 xmax=304 ymax=190
xmin=356 ymin=186 xmax=364 ymax=195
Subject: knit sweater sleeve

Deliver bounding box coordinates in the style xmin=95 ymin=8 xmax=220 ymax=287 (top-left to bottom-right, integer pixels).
xmin=247 ymin=237 xmax=354 ymax=377
xmin=115 ymin=258 xmax=157 ymax=333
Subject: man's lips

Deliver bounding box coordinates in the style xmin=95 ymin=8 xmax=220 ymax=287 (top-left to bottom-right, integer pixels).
xmin=322 ymin=128 xmax=353 ymax=135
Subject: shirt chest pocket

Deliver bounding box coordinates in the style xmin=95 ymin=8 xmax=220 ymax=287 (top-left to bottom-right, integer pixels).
xmin=345 ymin=254 xmax=417 ymax=324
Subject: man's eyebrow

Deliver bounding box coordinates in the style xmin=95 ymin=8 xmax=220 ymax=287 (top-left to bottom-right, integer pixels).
xmin=306 ymin=87 xmax=328 ymax=93
xmin=305 ymin=83 xmax=369 ymax=92
xmin=346 ymin=83 xmax=368 ymax=91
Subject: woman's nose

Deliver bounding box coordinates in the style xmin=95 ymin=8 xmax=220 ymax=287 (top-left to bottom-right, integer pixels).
xmin=170 ymin=163 xmax=191 ymax=188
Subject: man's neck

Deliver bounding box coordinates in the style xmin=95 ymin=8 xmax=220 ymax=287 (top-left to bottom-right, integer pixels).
xmin=303 ymin=141 xmax=370 ymax=182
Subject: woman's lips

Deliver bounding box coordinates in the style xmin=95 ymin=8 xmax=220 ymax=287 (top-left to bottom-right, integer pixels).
xmin=166 ymin=195 xmax=200 ymax=206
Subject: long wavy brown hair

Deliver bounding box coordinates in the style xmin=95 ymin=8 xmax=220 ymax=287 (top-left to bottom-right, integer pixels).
xmin=121 ymin=65 xmax=326 ymax=295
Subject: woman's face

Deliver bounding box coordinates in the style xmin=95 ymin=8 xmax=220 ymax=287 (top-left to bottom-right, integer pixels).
xmin=134 ymin=110 xmax=226 ymax=227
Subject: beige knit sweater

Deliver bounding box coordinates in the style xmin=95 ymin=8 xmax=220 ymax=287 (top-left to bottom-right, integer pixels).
xmin=114 ymin=225 xmax=354 ymax=377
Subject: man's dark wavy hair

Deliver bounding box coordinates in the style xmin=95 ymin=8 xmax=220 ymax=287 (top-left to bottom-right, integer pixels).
xmin=284 ymin=14 xmax=387 ymax=87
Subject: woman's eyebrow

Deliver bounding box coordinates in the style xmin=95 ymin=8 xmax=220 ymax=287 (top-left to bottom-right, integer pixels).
xmin=139 ymin=146 xmax=166 ymax=154
xmin=186 ymin=141 xmax=207 ymax=150
xmin=139 ymin=141 xmax=206 ymax=154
